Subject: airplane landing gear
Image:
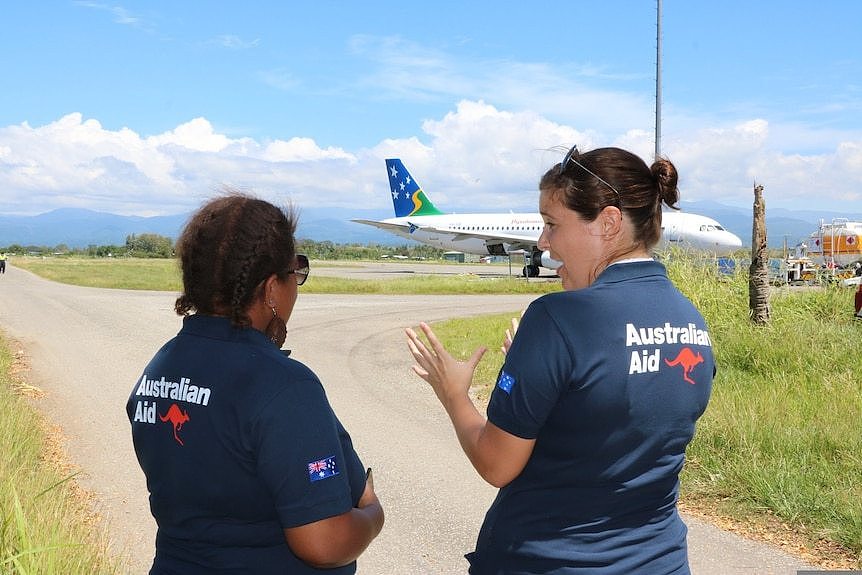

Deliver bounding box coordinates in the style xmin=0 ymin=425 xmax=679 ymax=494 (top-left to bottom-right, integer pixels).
xmin=522 ymin=264 xmax=540 ymax=278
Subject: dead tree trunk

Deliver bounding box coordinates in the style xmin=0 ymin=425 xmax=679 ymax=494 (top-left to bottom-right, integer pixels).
xmin=749 ymin=183 xmax=771 ymax=324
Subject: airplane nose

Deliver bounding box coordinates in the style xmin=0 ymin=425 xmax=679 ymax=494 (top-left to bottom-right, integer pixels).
xmin=727 ymin=232 xmax=743 ymax=248
xmin=714 ymin=232 xmax=743 ymax=255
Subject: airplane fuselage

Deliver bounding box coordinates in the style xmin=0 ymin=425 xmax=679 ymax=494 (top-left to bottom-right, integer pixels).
xmin=657 ymin=211 xmax=744 ymax=255
xmin=370 ymin=211 xmax=742 ymax=257
xmin=377 ymin=212 xmax=542 ymax=254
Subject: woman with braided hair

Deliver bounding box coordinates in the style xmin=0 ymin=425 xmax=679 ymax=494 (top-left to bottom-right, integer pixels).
xmin=127 ymin=191 xmax=383 ymax=574
xmin=407 ymin=147 xmax=714 ymax=574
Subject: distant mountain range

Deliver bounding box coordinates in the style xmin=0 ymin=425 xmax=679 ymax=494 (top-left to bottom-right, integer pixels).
xmin=1 ymin=203 xmax=860 ymax=251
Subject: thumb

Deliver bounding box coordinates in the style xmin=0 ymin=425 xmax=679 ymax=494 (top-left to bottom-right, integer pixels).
xmin=467 ymin=346 xmax=487 ymax=370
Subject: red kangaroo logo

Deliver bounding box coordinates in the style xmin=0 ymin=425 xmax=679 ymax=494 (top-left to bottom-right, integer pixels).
xmin=664 ymin=347 xmax=704 ymax=385
xmin=159 ymin=403 xmax=190 ymax=446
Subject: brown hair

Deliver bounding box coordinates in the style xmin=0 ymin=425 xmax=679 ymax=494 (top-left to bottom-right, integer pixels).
xmin=539 ymin=146 xmax=679 ymax=251
xmin=174 ymin=190 xmax=297 ymax=327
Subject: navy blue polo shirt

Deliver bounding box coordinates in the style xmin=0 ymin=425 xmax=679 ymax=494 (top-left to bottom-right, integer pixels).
xmin=469 ymin=260 xmax=714 ymax=574
xmin=127 ymin=314 xmax=366 ymax=574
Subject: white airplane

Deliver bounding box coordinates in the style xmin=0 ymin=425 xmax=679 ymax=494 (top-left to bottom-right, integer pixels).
xmin=354 ymin=159 xmax=744 ymax=277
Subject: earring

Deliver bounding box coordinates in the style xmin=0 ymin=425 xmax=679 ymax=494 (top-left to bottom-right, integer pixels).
xmin=265 ymin=302 xmax=287 ymax=347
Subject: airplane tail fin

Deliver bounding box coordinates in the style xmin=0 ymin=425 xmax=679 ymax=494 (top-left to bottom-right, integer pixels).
xmin=385 ymin=158 xmax=444 ymax=217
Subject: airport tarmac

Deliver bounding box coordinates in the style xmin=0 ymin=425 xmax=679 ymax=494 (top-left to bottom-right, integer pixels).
xmin=0 ymin=263 xmax=820 ymax=574
xmin=310 ymin=259 xmax=558 ymax=280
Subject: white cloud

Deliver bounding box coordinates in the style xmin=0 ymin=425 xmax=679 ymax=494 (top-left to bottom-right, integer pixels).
xmin=214 ymin=35 xmax=260 ymax=49
xmin=263 ymin=138 xmax=353 ymax=163
xmin=1 ymin=103 xmax=860 ymax=217
xmin=73 ymin=1 xmax=141 ymax=26
xmin=146 ymin=117 xmax=234 ymax=153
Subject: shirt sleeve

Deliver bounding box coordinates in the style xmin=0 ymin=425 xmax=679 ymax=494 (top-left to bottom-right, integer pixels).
xmin=487 ymin=298 xmax=575 ymax=439
xmin=253 ymin=375 xmax=361 ymax=529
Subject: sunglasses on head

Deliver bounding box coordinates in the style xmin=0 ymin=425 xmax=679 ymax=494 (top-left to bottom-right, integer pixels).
xmin=559 ymin=145 xmax=622 ymax=208
xmin=287 ymin=254 xmax=310 ymax=286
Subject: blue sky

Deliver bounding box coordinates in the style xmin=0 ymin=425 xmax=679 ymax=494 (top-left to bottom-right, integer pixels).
xmin=1 ymin=1 xmax=860 ymax=216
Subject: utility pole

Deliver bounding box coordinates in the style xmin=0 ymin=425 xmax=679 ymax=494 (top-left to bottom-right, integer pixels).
xmin=655 ymin=0 xmax=662 ymax=161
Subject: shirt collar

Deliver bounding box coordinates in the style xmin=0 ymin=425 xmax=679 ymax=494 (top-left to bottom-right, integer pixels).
xmin=179 ymin=314 xmax=271 ymax=347
xmin=594 ymin=259 xmax=667 ymax=285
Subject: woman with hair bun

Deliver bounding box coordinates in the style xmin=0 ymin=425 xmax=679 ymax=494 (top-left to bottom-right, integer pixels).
xmin=128 ymin=191 xmax=383 ymax=574
xmin=407 ymin=147 xmax=714 ymax=574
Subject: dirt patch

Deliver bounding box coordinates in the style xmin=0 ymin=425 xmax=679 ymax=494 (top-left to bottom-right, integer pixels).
xmin=679 ymin=498 xmax=859 ymax=570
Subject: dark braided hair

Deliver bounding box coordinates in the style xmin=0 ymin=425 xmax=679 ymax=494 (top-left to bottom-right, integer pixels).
xmin=174 ymin=190 xmax=297 ymax=327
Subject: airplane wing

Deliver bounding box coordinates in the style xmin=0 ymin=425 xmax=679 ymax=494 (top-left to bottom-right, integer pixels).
xmin=416 ymin=225 xmax=538 ymax=245
xmin=351 ymin=219 xmax=411 ymax=234
xmin=351 ymin=219 xmax=537 ymax=252
xmin=402 ymin=222 xmax=538 ymax=251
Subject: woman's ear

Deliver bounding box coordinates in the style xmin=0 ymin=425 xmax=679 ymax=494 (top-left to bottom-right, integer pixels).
xmin=600 ymin=206 xmax=622 ymax=237
xmin=262 ymin=273 xmax=280 ymax=306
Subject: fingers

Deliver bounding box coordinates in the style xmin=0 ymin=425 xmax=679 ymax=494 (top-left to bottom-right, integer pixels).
xmin=406 ymin=327 xmax=435 ymax=381
xmin=418 ymin=322 xmax=447 ymax=357
xmin=501 ymin=314 xmax=520 ymax=355
xmin=406 ymin=322 xmax=484 ymax=376
xmin=411 ymin=365 xmax=429 ymax=378
xmin=406 ymin=328 xmax=433 ymax=359
xmin=358 ymin=475 xmax=379 ymax=508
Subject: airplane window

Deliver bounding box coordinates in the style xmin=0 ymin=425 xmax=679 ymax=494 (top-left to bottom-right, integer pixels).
xmin=715 ymin=225 xmax=725 ymax=231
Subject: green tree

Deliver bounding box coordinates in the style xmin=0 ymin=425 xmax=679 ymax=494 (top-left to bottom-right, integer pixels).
xmin=125 ymin=233 xmax=174 ymax=258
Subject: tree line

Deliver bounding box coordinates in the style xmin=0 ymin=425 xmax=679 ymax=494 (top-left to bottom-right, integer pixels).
xmin=1 ymin=235 xmax=447 ymax=261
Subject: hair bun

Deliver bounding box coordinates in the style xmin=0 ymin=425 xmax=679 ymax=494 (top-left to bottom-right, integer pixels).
xmin=651 ymin=158 xmax=679 ymax=209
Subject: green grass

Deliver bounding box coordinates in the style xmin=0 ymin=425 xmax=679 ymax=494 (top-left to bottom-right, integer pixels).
xmin=0 ymin=335 xmax=119 ymax=574
xmin=424 ymin=259 xmax=862 ymax=566
xmin=12 ymin=257 xmax=183 ymax=291
xmin=10 ymin=256 xmax=560 ymax=295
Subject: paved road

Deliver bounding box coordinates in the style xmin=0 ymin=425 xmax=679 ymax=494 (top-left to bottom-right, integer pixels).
xmin=0 ymin=263 xmax=818 ymax=574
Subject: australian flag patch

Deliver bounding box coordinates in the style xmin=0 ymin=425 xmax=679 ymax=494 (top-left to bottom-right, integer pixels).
xmin=307 ymin=455 xmax=339 ymax=482
xmin=496 ymin=370 xmax=516 ymax=394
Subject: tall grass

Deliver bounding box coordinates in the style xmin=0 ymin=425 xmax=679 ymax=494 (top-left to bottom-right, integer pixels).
xmin=426 ymin=259 xmax=862 ymax=566
xmin=0 ymin=336 xmax=119 ymax=574
xmin=673 ymin=261 xmax=861 ymax=565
